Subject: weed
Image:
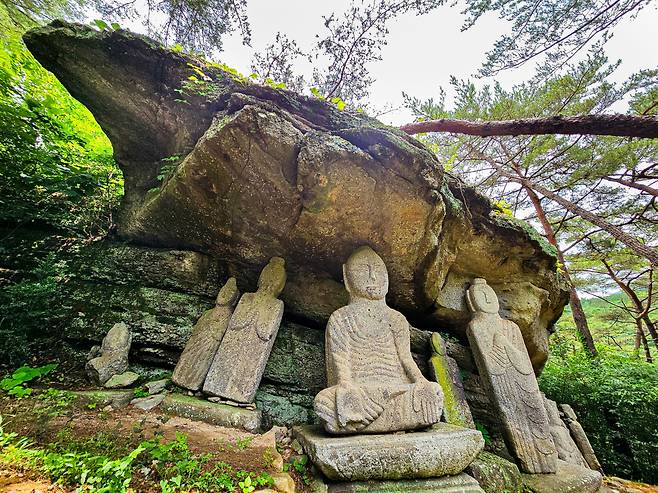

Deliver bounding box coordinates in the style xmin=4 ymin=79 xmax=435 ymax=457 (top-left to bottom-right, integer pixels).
xmin=0 ymin=364 xmax=57 ymax=398
xmin=285 ymin=454 xmax=312 ymax=485
xmin=235 ymin=435 xmax=254 ymax=450
xmin=133 ymin=387 xmax=149 ymax=398
xmin=36 ymin=388 xmax=75 ymax=418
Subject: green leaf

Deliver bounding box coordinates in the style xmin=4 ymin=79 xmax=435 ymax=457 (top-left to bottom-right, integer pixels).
xmin=93 ymin=19 xmax=108 ymax=31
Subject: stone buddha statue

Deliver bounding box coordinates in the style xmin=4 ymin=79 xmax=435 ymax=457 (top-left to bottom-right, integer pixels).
xmin=203 ymin=257 xmax=286 ymax=404
xmin=466 ymin=278 xmax=557 ymax=473
xmin=314 ymin=246 xmax=444 ymax=434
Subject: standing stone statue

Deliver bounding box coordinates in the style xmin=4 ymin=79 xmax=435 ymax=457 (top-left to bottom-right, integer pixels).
xmin=466 ymin=278 xmax=557 ymax=473
xmin=203 ymin=258 xmax=286 ymax=404
xmin=560 ymin=404 xmax=604 ymax=474
xmin=172 ymin=278 xmax=240 ymax=391
xmin=314 ymin=246 xmax=444 ymax=434
xmin=543 ymin=395 xmax=587 ymax=467
xmin=86 ymin=322 xmax=132 ymax=385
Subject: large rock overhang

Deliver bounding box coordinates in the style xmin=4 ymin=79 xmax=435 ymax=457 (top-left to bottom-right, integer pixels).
xmin=24 ymin=20 xmax=570 ymax=372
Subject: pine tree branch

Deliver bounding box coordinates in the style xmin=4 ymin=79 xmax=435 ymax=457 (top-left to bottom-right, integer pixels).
xmin=400 ymin=114 xmax=658 ymax=139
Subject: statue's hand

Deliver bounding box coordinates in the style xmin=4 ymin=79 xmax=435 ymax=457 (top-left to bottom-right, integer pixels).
xmin=335 ymin=384 xmax=383 ymax=429
xmin=412 ymin=380 xmax=442 ymax=424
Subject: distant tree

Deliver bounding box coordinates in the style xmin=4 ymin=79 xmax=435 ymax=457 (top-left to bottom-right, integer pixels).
xmin=458 ymin=0 xmax=655 ymax=76
xmin=568 ymin=233 xmax=657 ymax=361
xmin=0 ymin=0 xmax=86 ymax=28
xmin=2 ymin=0 xmax=251 ymax=53
xmin=250 ymin=32 xmax=306 ymax=93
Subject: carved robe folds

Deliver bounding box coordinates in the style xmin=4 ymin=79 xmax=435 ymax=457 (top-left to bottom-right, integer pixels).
xmin=466 ymin=278 xmax=558 ymax=474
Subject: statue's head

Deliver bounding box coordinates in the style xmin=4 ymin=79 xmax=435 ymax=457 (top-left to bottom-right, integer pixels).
xmin=257 ymin=257 xmax=286 ymax=297
xmin=466 ymin=278 xmax=499 ymax=314
xmin=343 ymin=246 xmax=388 ymax=300
xmin=216 ymin=277 xmax=240 ymax=307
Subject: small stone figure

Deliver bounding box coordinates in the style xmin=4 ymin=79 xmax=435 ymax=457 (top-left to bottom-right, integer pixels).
xmin=543 ymin=395 xmax=587 ymax=467
xmin=172 ymin=278 xmax=240 ymax=391
xmin=429 ymin=332 xmax=475 ymax=428
xmin=203 ymin=258 xmax=286 ymax=404
xmin=560 ymin=404 xmax=604 ymax=474
xmin=86 ymin=322 xmax=132 ymax=385
xmin=314 ymin=246 xmax=444 ymax=434
xmin=466 ymin=278 xmax=557 ymax=473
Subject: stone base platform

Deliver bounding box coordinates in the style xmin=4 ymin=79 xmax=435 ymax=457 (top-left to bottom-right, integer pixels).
xmin=321 ymin=473 xmax=484 ymax=492
xmin=73 ymin=391 xmax=262 ymax=432
xmin=160 ymin=394 xmax=262 ymax=433
xmin=521 ymin=460 xmax=602 ymax=493
xmin=294 ymin=423 xmax=484 ymax=481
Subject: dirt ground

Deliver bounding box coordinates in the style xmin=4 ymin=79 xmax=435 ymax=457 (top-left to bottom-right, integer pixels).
xmin=0 ymin=391 xmax=308 ymax=493
xmin=1 ymin=389 xmax=657 ymax=493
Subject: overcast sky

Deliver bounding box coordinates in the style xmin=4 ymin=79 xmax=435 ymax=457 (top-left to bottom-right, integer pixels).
xmin=110 ymin=1 xmax=658 ymax=125
xmin=205 ymin=0 xmax=658 ymax=125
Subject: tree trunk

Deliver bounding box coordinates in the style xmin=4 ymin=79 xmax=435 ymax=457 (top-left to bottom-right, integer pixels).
xmin=636 ymin=320 xmax=653 ymax=363
xmin=525 ymin=186 xmax=598 ymax=357
xmin=468 ymin=154 xmax=658 ymax=265
xmin=400 ymin=114 xmax=658 ymax=139
xmin=601 ymin=260 xmax=658 ymax=352
xmin=603 ymin=176 xmax=658 ymax=197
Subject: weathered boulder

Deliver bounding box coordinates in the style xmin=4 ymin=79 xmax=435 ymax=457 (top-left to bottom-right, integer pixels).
xmin=24 ymin=21 xmax=569 ymax=371
xmin=521 ymin=460 xmax=602 ymax=493
xmin=467 ymin=451 xmax=523 ymax=493
xmin=86 ymin=322 xmax=132 ymax=384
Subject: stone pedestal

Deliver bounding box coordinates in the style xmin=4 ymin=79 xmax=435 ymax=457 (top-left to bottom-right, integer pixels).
xmin=294 ymin=423 xmax=484 ymax=482
xmin=521 ymin=460 xmax=602 ymax=493
xmin=323 ymin=474 xmax=484 ymax=492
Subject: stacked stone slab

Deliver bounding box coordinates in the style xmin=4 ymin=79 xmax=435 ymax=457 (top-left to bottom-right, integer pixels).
xmin=543 ymin=396 xmax=587 ymax=467
xmin=560 ymin=404 xmax=604 ymax=474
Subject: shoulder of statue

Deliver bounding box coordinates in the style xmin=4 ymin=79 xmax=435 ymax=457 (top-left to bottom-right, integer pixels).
xmin=387 ymin=308 xmax=409 ymax=335
xmin=328 ymin=306 xmax=352 ymax=327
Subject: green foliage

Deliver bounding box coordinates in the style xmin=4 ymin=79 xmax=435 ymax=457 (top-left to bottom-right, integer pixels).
xmin=0 ymin=4 xmax=122 ymax=235
xmin=284 ymin=454 xmax=312 ymax=485
xmin=0 ymin=252 xmax=70 ymax=365
xmin=540 ymin=348 xmax=658 ymax=483
xmin=474 ymin=422 xmax=492 ymax=445
xmin=132 ymin=387 xmax=149 ymax=398
xmin=0 ymin=425 xmax=275 ymax=492
xmin=0 ymin=363 xmax=56 ymax=398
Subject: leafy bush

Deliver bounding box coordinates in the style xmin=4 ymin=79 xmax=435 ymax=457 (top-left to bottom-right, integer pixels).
xmin=0 ymin=5 xmax=122 ymax=235
xmin=539 ymin=347 xmax=658 ymax=483
xmin=0 ymin=363 xmax=57 ymax=397
xmin=0 ymin=253 xmax=70 ymax=365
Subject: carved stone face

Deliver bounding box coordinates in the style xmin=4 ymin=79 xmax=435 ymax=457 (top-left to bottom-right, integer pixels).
xmin=216 ymin=277 xmax=240 ymax=307
xmin=343 ymin=246 xmax=389 ymax=300
xmin=257 ymin=257 xmax=286 ymax=297
xmin=466 ymin=278 xmax=500 ymax=314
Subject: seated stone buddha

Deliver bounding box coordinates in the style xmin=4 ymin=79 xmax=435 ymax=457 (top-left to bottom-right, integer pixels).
xmin=314 ymin=246 xmax=444 ymax=434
